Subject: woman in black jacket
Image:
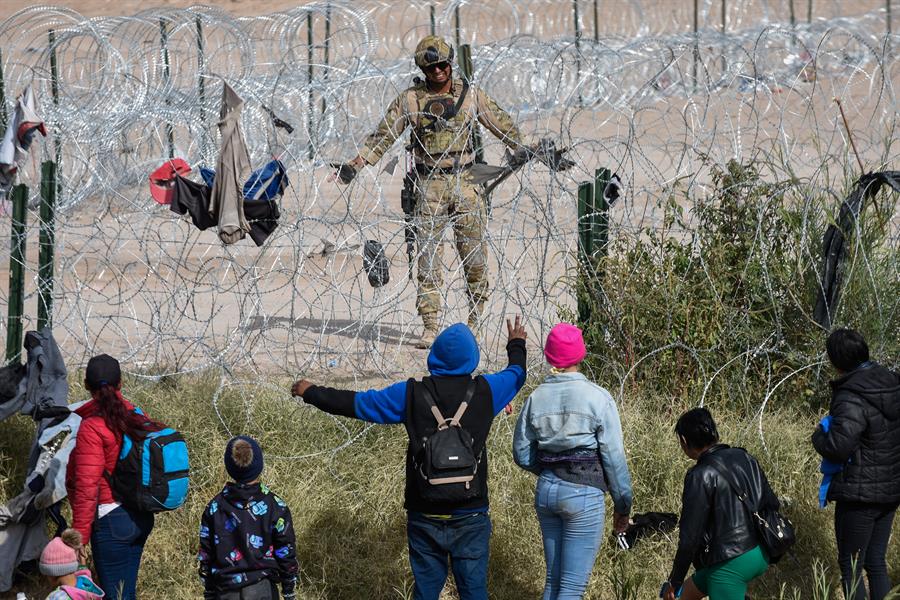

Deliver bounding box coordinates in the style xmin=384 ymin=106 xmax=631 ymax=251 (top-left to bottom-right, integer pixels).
xmin=812 ymin=329 xmax=900 ymax=600
xmin=662 ymin=408 xmax=778 ymax=600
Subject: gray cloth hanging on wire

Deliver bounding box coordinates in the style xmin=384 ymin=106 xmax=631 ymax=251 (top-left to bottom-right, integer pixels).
xmin=0 ymin=329 xmax=78 ymax=592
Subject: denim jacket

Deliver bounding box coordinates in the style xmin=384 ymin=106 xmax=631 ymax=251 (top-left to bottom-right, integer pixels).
xmin=512 ymin=372 xmax=633 ymax=514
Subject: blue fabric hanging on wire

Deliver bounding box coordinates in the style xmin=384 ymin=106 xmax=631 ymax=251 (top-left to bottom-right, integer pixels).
xmin=199 ymin=160 xmax=288 ymax=201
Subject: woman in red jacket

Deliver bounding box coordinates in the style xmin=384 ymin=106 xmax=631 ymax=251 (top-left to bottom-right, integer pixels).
xmin=66 ymin=354 xmax=158 ymax=600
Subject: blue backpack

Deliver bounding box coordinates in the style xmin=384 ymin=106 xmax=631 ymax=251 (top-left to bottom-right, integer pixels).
xmin=107 ymin=411 xmax=190 ymax=513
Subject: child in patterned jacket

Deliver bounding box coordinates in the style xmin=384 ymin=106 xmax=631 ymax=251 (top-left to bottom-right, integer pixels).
xmin=198 ymin=436 xmax=298 ymax=600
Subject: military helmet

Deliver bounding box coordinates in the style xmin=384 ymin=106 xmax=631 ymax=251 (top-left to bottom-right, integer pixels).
xmin=414 ymin=35 xmax=454 ymax=69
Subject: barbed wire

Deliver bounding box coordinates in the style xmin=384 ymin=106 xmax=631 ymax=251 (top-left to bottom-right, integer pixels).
xmin=0 ymin=2 xmax=897 ymax=452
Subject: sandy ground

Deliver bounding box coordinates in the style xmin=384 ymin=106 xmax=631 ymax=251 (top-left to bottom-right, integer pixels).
xmin=0 ymin=1 xmax=896 ymax=379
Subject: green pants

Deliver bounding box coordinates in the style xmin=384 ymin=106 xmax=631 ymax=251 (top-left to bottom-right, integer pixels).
xmin=691 ymin=545 xmax=769 ymax=600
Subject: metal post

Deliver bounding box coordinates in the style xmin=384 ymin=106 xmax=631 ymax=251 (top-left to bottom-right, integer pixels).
xmin=49 ymin=30 xmax=62 ymax=204
xmin=722 ymin=0 xmax=727 ymax=32
xmin=0 ymin=49 xmax=7 ymax=132
xmin=6 ymin=185 xmax=27 ymax=364
xmin=573 ymin=0 xmax=583 ymax=106
xmin=577 ymin=181 xmax=593 ymax=324
xmin=307 ymin=12 xmax=315 ymax=160
xmin=430 ymin=4 xmax=436 ymax=36
xmin=807 ymin=0 xmax=813 ymax=23
xmin=789 ymin=0 xmax=796 ymax=27
xmin=888 ymin=0 xmax=892 ymax=35
xmin=38 ymin=161 xmax=56 ymax=331
xmin=197 ymin=16 xmax=207 ymax=159
xmin=693 ymin=0 xmax=699 ymax=92
xmin=592 ymin=168 xmax=611 ymax=261
xmin=160 ymin=19 xmax=174 ymax=158
xmin=320 ymin=3 xmax=331 ymax=119
xmin=458 ymin=45 xmax=483 ymax=166
xmin=454 ymin=5 xmax=461 ymax=50
xmin=593 ymin=0 xmax=599 ymax=42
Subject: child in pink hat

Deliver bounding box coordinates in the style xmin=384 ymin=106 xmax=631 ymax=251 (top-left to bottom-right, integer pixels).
xmin=513 ymin=322 xmax=633 ymax=599
xmin=40 ymin=529 xmax=104 ymax=599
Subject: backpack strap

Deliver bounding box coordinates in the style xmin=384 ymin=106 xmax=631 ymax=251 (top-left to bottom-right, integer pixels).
xmin=421 ymin=380 xmax=476 ymax=430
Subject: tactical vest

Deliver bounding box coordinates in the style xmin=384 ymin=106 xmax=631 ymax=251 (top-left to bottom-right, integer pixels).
xmin=405 ymin=79 xmax=477 ymax=166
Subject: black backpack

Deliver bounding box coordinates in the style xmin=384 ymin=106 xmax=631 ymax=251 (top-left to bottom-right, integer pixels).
xmin=412 ymin=381 xmax=482 ymax=503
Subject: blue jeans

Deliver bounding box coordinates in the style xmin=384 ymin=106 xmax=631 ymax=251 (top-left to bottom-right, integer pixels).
xmin=407 ymin=511 xmax=492 ymax=600
xmin=91 ymin=506 xmax=154 ymax=600
xmin=535 ymin=472 xmax=605 ymax=600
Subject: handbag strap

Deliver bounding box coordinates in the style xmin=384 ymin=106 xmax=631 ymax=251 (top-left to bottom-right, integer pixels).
xmin=703 ymin=453 xmax=759 ymax=515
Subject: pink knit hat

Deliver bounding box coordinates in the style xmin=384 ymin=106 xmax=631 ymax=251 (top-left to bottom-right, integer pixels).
xmin=544 ymin=323 xmax=587 ymax=368
xmin=39 ymin=536 xmax=78 ymax=577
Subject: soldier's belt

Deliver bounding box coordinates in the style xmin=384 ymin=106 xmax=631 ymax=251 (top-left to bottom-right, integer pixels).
xmin=415 ymin=162 xmax=474 ymax=176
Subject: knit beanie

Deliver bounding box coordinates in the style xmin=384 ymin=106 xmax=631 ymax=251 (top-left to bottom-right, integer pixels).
xmin=39 ymin=537 xmax=78 ymax=577
xmin=543 ymin=323 xmax=587 ymax=369
xmin=224 ymin=436 xmax=264 ymax=484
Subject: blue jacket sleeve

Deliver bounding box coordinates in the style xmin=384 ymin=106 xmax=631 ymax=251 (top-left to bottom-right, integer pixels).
xmin=303 ymin=381 xmax=408 ymax=424
xmin=596 ymin=394 xmax=633 ymax=515
xmin=353 ymin=381 xmax=408 ymax=424
xmin=512 ymin=395 xmax=541 ymax=474
xmin=482 ymin=338 xmax=527 ymax=415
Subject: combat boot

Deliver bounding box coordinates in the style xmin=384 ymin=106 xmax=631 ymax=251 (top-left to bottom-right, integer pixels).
xmin=415 ymin=314 xmax=439 ymax=349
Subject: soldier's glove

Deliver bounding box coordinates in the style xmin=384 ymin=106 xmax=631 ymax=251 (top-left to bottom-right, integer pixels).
xmin=330 ymin=162 xmax=358 ymax=184
xmin=536 ymin=138 xmax=575 ymax=172
xmin=508 ymin=145 xmax=536 ymax=168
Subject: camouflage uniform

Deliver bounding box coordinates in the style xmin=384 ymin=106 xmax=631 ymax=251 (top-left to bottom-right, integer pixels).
xmin=357 ymin=77 xmax=524 ymax=329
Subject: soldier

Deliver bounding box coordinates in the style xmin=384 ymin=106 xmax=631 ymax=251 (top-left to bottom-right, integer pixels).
xmin=334 ymin=35 xmax=528 ymax=349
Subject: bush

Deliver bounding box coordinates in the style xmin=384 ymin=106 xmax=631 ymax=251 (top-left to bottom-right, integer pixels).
xmin=577 ymin=158 xmax=900 ymax=411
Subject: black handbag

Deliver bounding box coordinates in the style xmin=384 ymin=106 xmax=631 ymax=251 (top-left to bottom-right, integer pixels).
xmin=706 ymin=455 xmax=796 ymax=563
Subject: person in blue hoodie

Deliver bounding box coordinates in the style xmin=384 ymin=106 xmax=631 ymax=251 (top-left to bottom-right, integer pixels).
xmin=291 ymin=317 xmax=527 ymax=600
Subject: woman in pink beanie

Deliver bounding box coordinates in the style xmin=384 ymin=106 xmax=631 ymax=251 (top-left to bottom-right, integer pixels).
xmin=512 ymin=323 xmax=634 ymax=599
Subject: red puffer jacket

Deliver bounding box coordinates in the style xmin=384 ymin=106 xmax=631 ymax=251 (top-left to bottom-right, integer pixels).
xmin=66 ymin=396 xmax=137 ymax=540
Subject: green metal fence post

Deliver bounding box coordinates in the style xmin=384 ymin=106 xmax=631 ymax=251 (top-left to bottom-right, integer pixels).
xmin=49 ymin=30 xmax=62 ymax=202
xmin=592 ymin=168 xmax=611 ymax=261
xmin=160 ymin=19 xmax=174 ymax=158
xmin=577 ymin=181 xmax=594 ymax=324
xmin=38 ymin=161 xmax=56 ymax=331
xmin=6 ymin=185 xmax=28 ymax=364
xmin=458 ymin=45 xmax=483 ymax=165
xmin=430 ymin=4 xmax=436 ymax=36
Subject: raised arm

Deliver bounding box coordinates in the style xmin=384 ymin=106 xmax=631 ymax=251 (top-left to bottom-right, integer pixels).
xmin=481 ymin=316 xmax=527 ymax=415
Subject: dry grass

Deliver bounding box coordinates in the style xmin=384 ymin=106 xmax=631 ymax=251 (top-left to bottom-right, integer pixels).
xmin=2 ymin=371 xmax=899 ymax=600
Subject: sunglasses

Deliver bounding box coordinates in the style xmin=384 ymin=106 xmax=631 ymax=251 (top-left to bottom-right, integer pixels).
xmin=424 ymin=61 xmax=451 ymax=72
